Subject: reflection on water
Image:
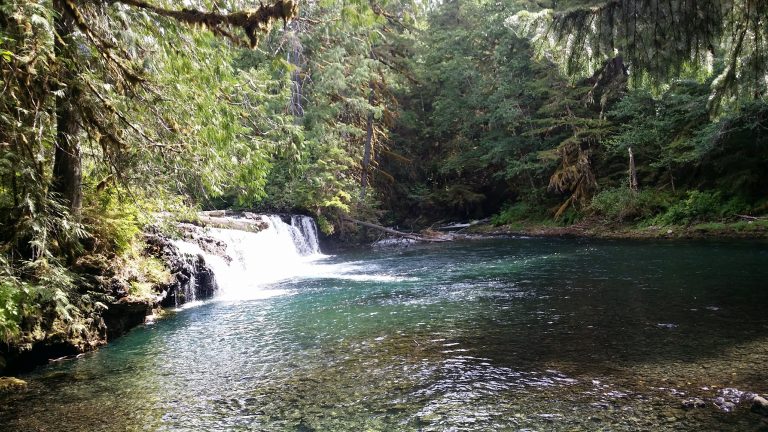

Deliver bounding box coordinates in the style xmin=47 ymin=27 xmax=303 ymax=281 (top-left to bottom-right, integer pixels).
xmin=2 ymin=238 xmax=768 ymax=431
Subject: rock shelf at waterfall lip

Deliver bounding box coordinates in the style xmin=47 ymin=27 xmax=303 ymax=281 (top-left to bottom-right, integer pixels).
xmin=195 ymin=210 xmax=271 ymax=233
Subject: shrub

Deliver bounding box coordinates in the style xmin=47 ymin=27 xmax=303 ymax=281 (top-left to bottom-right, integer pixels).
xmin=590 ymin=187 xmax=672 ymax=222
xmin=0 ymin=279 xmax=22 ymax=343
xmin=82 ymin=186 xmax=141 ymax=255
xmin=654 ymin=190 xmax=743 ymax=225
xmin=491 ymin=202 xmax=543 ymax=226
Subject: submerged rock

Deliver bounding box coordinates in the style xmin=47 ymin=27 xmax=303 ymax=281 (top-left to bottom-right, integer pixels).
xmin=708 ymin=387 xmax=768 ymax=414
xmin=372 ymin=237 xmax=418 ymax=248
xmin=713 ymin=397 xmax=736 ymax=412
xmin=656 ymin=323 xmax=678 ymax=329
xmin=0 ymin=377 xmax=27 ymax=394
xmin=681 ymin=398 xmax=706 ymax=410
xmin=751 ymin=395 xmax=768 ymax=416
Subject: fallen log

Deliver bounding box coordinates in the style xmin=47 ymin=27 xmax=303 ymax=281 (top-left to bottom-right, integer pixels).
xmin=343 ymin=217 xmax=451 ymax=242
xmin=736 ymin=214 xmax=767 ymax=221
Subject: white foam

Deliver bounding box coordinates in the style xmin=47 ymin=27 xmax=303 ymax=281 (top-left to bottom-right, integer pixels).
xmin=172 ymin=215 xmax=412 ymax=302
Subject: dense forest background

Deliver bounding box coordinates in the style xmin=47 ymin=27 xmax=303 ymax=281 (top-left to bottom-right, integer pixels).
xmin=1 ymin=0 xmax=767 ymax=359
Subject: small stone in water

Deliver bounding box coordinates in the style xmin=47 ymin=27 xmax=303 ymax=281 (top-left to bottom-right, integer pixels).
xmin=656 ymin=323 xmax=678 ymax=329
xmin=751 ymin=395 xmax=768 ymax=416
xmin=681 ymin=398 xmax=706 ymax=410
xmin=591 ymin=401 xmax=612 ymax=410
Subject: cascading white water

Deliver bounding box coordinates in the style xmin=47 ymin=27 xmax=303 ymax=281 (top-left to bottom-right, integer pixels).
xmin=291 ymin=215 xmax=321 ymax=255
xmin=173 ymin=215 xmax=325 ymax=301
xmin=171 ymin=214 xmax=413 ymax=304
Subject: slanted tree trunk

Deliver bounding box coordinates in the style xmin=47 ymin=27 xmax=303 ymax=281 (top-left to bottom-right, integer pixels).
xmin=52 ymin=1 xmax=83 ymax=219
xmin=343 ymin=216 xmax=450 ymax=242
xmin=360 ymin=79 xmax=375 ymax=201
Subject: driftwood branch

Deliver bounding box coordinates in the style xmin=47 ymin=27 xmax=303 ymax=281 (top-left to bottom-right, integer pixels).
xmin=343 ymin=217 xmax=450 ymax=242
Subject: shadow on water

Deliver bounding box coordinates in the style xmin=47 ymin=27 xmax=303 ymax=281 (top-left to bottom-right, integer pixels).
xmin=433 ymin=238 xmax=768 ymax=374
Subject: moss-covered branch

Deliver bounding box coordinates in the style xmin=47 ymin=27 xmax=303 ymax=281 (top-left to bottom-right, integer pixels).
xmin=112 ymin=0 xmax=299 ymax=47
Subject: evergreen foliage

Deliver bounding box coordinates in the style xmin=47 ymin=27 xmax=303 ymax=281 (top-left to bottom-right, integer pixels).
xmin=509 ymin=0 xmax=768 ymax=111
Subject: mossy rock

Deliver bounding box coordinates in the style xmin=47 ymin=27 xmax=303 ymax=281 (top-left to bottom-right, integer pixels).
xmin=0 ymin=377 xmax=28 ymax=394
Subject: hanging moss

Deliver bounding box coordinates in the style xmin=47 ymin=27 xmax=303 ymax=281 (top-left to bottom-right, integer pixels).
xmin=509 ymin=0 xmax=768 ymax=112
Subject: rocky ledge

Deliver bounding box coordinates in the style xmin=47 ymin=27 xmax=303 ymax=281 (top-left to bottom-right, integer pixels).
xmin=0 ymin=226 xmax=220 ymax=376
xmin=144 ymin=228 xmax=219 ymax=307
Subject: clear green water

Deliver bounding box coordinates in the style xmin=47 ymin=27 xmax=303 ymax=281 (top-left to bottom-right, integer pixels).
xmin=2 ymin=238 xmax=768 ymax=431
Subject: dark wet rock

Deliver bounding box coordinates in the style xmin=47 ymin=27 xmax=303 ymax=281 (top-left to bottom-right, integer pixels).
xmin=195 ymin=235 xmax=229 ymax=262
xmin=682 ymin=398 xmax=707 ymax=410
xmin=2 ymin=334 xmax=89 ymax=375
xmin=144 ymin=232 xmax=218 ymax=308
xmin=751 ymin=395 xmax=768 ymax=416
xmin=102 ymin=298 xmax=153 ymax=341
xmin=108 ymin=277 xmax=130 ymax=299
xmin=177 ymin=223 xmax=230 ymax=262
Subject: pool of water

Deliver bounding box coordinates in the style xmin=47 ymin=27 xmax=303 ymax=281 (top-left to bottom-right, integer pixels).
xmin=2 ymin=237 xmax=768 ymax=431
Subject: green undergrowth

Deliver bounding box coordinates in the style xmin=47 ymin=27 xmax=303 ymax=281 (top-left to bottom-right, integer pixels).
xmin=0 ymin=258 xmax=107 ymax=356
xmin=1 ymin=185 xmax=189 ymax=367
xmin=483 ymin=186 xmax=768 ymax=239
xmin=491 ymin=202 xmax=552 ymax=227
xmin=588 ymin=187 xmax=761 ymax=226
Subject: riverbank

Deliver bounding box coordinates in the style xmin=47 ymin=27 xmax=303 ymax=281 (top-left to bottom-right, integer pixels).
xmin=0 ymin=227 xmax=218 ymax=377
xmin=0 ymin=214 xmax=317 ymax=378
xmin=462 ymin=217 xmax=768 ymax=241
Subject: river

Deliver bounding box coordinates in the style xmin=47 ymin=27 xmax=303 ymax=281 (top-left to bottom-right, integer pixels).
xmin=2 ymin=234 xmax=768 ymax=431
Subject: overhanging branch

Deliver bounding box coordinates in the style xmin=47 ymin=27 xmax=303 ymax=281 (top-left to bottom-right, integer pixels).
xmin=111 ymin=0 xmax=299 ymax=47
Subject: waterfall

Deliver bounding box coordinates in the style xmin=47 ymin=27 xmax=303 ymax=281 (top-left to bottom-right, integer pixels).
xmin=173 ymin=215 xmax=324 ymax=301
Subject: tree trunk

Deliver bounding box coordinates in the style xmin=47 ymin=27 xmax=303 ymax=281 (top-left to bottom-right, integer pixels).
xmin=668 ymin=163 xmax=676 ymax=192
xmin=360 ymin=79 xmax=375 ymax=201
xmin=53 ymin=98 xmax=82 ymax=218
xmin=52 ymin=1 xmax=83 ymax=219
xmin=287 ymin=22 xmax=304 ymax=122
xmin=628 ymin=146 xmax=638 ymax=193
